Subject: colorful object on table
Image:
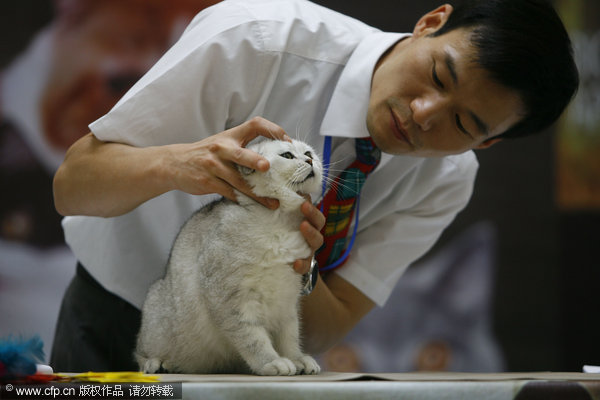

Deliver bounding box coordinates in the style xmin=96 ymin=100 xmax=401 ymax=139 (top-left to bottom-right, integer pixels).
xmin=67 ymin=371 xmax=159 ymax=383
xmin=0 ymin=335 xmax=45 ymax=380
xmin=0 ymin=336 xmax=157 ymax=384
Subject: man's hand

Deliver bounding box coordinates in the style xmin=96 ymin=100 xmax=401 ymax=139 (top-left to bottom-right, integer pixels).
xmin=294 ymin=199 xmax=325 ymax=275
xmin=165 ymin=117 xmax=291 ymax=209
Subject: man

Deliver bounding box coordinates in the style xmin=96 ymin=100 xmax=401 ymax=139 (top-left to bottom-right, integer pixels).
xmin=51 ymin=0 xmax=578 ymax=371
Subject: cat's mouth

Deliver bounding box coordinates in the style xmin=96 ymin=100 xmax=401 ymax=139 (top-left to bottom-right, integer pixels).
xmin=296 ymin=171 xmax=315 ymax=184
xmin=290 ymin=171 xmax=316 ymax=194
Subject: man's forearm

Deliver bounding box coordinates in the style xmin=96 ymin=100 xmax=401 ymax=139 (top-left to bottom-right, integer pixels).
xmin=53 ymin=133 xmax=173 ymax=217
xmin=300 ymin=273 xmax=375 ymax=355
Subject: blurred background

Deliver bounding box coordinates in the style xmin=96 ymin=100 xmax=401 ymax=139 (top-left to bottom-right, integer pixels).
xmin=1 ymin=0 xmax=598 ymax=373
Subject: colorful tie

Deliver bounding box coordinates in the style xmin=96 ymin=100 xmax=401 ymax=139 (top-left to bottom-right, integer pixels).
xmin=316 ymin=137 xmax=381 ymax=272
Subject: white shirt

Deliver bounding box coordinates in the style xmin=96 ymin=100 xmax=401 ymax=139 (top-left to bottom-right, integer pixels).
xmin=63 ymin=0 xmax=478 ymax=308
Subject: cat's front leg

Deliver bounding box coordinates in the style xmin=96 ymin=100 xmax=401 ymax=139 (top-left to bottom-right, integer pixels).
xmin=293 ymin=355 xmax=321 ymax=375
xmin=208 ymin=293 xmax=297 ymax=376
xmin=275 ymin=313 xmax=321 ymax=375
xmin=138 ymin=357 xmax=171 ymax=374
xmin=228 ymin=321 xmax=297 ymax=376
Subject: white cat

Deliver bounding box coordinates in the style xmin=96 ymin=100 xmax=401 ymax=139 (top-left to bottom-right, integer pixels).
xmin=135 ymin=139 xmax=323 ymax=375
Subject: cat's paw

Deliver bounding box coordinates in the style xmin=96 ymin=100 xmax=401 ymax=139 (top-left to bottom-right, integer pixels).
xmin=293 ymin=355 xmax=320 ymax=375
xmin=257 ymin=357 xmax=297 ymax=376
xmin=141 ymin=358 xmax=163 ymax=374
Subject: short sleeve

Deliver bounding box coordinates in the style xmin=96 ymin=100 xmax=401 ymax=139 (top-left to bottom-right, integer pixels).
xmin=335 ymin=152 xmax=479 ymax=306
xmin=89 ymin=2 xmax=277 ymax=147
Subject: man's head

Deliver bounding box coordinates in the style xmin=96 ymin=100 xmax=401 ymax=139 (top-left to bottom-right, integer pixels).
xmin=431 ymin=0 xmax=578 ymax=140
xmin=367 ymin=0 xmax=578 ymax=157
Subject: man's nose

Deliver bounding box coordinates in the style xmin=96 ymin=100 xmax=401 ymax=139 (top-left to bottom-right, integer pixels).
xmin=410 ymin=94 xmax=447 ymax=132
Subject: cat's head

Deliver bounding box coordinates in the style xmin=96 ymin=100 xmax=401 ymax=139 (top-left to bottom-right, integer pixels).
xmin=239 ymin=139 xmax=323 ymax=209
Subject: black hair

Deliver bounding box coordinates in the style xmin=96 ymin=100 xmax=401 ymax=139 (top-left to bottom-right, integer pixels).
xmin=432 ymin=0 xmax=579 ymax=139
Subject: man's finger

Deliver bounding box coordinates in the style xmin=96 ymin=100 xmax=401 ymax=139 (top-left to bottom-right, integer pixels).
xmin=301 ymin=201 xmax=326 ymax=231
xmin=233 ymin=117 xmax=291 ymax=144
xmin=300 ymin=220 xmax=324 ymax=252
xmin=219 ymin=164 xmax=279 ymax=209
xmin=223 ymin=145 xmax=271 ymax=172
xmin=293 ymin=258 xmax=311 ymax=275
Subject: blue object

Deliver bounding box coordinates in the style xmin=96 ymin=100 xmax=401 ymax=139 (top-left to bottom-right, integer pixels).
xmin=0 ymin=335 xmax=45 ymax=379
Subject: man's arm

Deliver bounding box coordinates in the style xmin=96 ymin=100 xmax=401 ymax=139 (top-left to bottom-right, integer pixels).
xmin=300 ymin=273 xmax=375 ymax=354
xmin=53 ymin=117 xmax=289 ymax=217
xmin=295 ymin=201 xmax=375 ymax=354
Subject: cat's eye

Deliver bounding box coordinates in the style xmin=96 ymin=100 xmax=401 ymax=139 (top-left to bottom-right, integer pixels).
xmin=304 ymin=151 xmax=313 ymax=159
xmin=279 ymin=152 xmax=295 ymax=159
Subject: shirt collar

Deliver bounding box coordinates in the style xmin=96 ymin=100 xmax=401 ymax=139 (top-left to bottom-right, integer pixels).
xmin=320 ymin=31 xmax=410 ymax=139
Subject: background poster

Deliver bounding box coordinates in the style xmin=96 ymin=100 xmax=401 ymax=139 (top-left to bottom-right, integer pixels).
xmin=556 ymin=0 xmax=600 ymax=209
xmin=555 ymin=0 xmax=600 ymax=372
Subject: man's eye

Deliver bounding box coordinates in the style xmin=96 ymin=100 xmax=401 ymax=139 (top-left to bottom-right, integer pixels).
xmin=279 ymin=152 xmax=295 ymax=159
xmin=432 ymin=60 xmax=444 ymax=89
xmin=455 ymin=115 xmax=472 ymax=137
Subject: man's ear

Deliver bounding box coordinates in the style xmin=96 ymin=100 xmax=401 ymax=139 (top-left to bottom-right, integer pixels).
xmin=475 ymin=137 xmax=502 ymax=150
xmin=413 ymin=4 xmax=454 ymax=38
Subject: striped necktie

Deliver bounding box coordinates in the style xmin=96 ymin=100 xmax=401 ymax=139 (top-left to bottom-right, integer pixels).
xmin=316 ymin=137 xmax=381 ymax=272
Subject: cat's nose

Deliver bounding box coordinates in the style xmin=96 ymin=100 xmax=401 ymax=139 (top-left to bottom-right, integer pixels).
xmin=305 ymin=159 xmax=313 ymax=166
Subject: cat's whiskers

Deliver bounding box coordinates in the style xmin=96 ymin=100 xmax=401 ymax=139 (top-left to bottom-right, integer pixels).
xmin=288 ymin=170 xmax=303 ymax=186
xmin=320 ymin=175 xmax=360 ymax=198
xmin=288 ymin=165 xmax=314 ymax=186
xmin=293 ymin=119 xmax=303 ymax=142
xmin=294 ymin=117 xmax=318 ymax=144
xmin=321 ymin=155 xmax=354 ymax=177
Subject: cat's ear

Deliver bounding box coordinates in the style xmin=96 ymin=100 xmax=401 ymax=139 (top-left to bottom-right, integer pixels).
xmin=238 ymin=165 xmax=255 ymax=176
